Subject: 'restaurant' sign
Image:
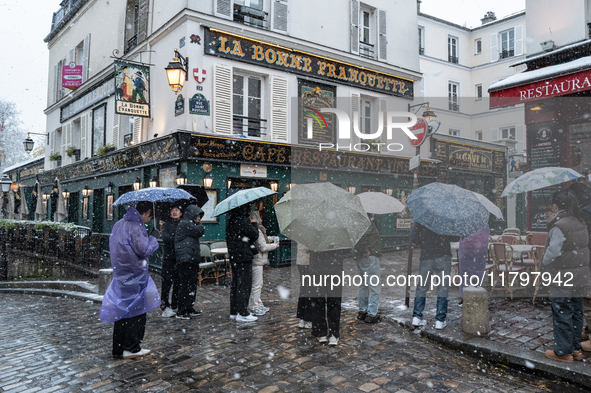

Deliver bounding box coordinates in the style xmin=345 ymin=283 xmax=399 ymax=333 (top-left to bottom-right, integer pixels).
xmin=489 ymin=69 xmax=591 ymax=108
xmin=204 ymin=28 xmax=413 ymax=99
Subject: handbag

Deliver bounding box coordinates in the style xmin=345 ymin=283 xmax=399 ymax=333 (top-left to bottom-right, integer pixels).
xmin=250 ymin=239 xmax=260 ymax=255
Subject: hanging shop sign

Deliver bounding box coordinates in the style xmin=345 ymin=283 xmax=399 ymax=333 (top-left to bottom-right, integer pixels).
xmin=189 ymin=134 xmax=438 ymax=177
xmin=204 ymin=27 xmax=413 ymax=99
xmin=175 ymin=94 xmax=185 ymax=117
xmin=114 ymin=60 xmax=150 ymax=118
xmin=433 ymin=139 xmax=505 ymax=173
xmin=60 ymin=78 xmax=115 ymax=122
xmin=189 ymin=93 xmax=210 ymax=115
xmin=62 ymin=62 xmax=83 ymax=90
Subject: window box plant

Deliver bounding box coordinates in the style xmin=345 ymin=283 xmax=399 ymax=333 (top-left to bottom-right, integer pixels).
xmin=65 ymin=146 xmax=80 ymax=158
xmin=49 ymin=152 xmax=62 ymax=162
xmin=96 ymin=143 xmax=116 ymax=157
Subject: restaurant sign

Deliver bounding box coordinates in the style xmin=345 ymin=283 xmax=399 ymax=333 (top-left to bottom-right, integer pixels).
xmin=189 ymin=134 xmax=438 ymax=177
xmin=434 ymin=140 xmax=504 ymax=173
xmin=204 ymin=28 xmax=413 ymax=99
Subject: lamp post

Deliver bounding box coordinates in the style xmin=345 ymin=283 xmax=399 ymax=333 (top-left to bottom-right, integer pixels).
xmin=0 ymin=175 xmax=12 ymax=280
xmin=203 ymin=173 xmax=213 ymax=189
xmin=133 ymin=177 xmax=142 ymax=191
xmin=165 ymin=49 xmax=189 ymax=94
xmin=405 ymin=102 xmax=437 ymax=308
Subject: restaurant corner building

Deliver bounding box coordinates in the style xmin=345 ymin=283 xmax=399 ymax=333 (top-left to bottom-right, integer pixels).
xmin=489 ymin=39 xmax=591 ymax=231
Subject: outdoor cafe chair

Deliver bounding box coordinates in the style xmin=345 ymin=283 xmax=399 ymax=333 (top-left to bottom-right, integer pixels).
xmin=500 ymin=234 xmax=521 ymax=245
xmin=198 ymin=244 xmax=217 ymax=287
xmin=210 ymin=240 xmax=230 ymax=282
xmin=489 ymin=242 xmax=528 ymax=299
xmin=526 ymin=232 xmax=548 ymax=246
xmin=502 ymin=228 xmax=521 ymax=236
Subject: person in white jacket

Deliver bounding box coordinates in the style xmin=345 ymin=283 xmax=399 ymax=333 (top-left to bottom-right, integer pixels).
xmin=248 ymin=211 xmax=279 ymax=316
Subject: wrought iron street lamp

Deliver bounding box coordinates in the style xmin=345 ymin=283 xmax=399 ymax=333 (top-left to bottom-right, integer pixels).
xmin=203 ymin=173 xmax=213 ymax=189
xmin=149 ymin=176 xmax=159 ymax=188
xmin=384 ymin=186 xmax=393 ymax=196
xmin=22 ymin=132 xmax=47 ymax=153
xmin=347 ymin=184 xmax=356 ymax=194
xmin=62 ymin=189 xmax=70 ymax=199
xmin=175 ymin=172 xmax=187 ymax=186
xmin=270 ymin=181 xmax=279 ymax=192
xmin=81 ymin=185 xmax=90 ymax=197
xmin=105 ymin=182 xmax=113 ymax=194
xmin=165 ymin=49 xmax=189 ymax=94
xmin=133 ymin=177 xmax=142 ymax=191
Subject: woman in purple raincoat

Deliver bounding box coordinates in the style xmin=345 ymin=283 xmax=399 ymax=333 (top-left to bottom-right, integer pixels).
xmin=458 ymin=225 xmax=490 ymax=299
xmin=100 ymin=201 xmax=161 ymax=359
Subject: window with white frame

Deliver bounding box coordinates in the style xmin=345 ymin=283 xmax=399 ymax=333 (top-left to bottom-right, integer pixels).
xmin=418 ymin=26 xmax=425 ymax=55
xmin=448 ymin=81 xmax=459 ymax=111
xmin=359 ymin=6 xmax=374 ymax=58
xmin=501 ymin=126 xmax=516 ymax=140
xmin=476 ymin=84 xmax=482 ymax=100
xmin=448 ymin=35 xmax=458 ymax=63
xmin=499 ymin=28 xmax=515 ymax=59
xmin=234 ymin=0 xmax=265 ymax=28
xmin=475 ymin=131 xmax=483 ymax=141
xmin=360 ymin=98 xmax=374 ymax=135
xmin=233 ymin=74 xmax=264 ymax=138
xmin=124 ymin=0 xmax=140 ymax=53
xmin=475 ymin=38 xmax=481 ymax=54
xmin=449 ymin=128 xmax=460 ymax=136
xmin=54 ymin=58 xmax=67 ymax=103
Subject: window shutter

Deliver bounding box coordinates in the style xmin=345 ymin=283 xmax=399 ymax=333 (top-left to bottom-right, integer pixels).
xmin=350 ymin=0 xmax=359 ymax=55
xmin=53 ymin=64 xmax=59 ymax=104
xmin=515 ymin=125 xmax=524 ymax=147
xmin=490 ymin=128 xmax=498 ymax=141
xmin=377 ymin=9 xmax=387 ymax=61
xmin=66 ymin=123 xmax=72 ymax=164
xmin=112 ymin=113 xmax=120 ymax=149
xmin=61 ymin=57 xmax=66 ymax=99
xmin=271 ymin=0 xmax=289 ymax=34
xmin=270 ymin=75 xmax=288 ymax=142
xmin=214 ymin=0 xmax=233 ymax=20
xmin=213 ymin=63 xmax=233 ymax=135
xmin=490 ymin=33 xmax=498 ymax=62
xmin=82 ymin=34 xmax=90 ymax=82
xmin=379 ymin=99 xmax=387 ymax=145
xmin=514 ymin=26 xmax=523 ymax=56
xmin=69 ymin=48 xmax=75 ymax=63
xmin=80 ymin=114 xmax=87 ymax=160
xmin=61 ymin=125 xmax=68 ymax=163
xmin=133 ymin=117 xmax=142 ymax=144
xmin=350 ymin=93 xmax=360 ymax=146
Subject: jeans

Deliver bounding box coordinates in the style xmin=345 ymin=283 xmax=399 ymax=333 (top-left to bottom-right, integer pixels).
xmin=160 ymin=257 xmax=178 ymax=309
xmin=550 ymin=286 xmax=584 ymax=355
xmin=412 ymin=256 xmax=451 ymax=322
xmin=356 ymin=255 xmax=381 ymax=317
xmin=230 ymin=262 xmax=253 ymax=317
xmin=177 ymin=262 xmax=198 ymax=316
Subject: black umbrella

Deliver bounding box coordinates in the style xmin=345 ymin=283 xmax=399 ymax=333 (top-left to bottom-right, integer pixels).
xmin=154 ymin=185 xmax=209 ymax=221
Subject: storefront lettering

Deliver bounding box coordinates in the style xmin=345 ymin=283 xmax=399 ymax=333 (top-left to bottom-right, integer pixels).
xmin=206 ymin=28 xmax=413 ymax=98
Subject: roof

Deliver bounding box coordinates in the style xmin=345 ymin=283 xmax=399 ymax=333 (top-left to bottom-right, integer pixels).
xmin=44 ymin=0 xmax=90 ymax=43
xmin=418 ymin=10 xmax=525 ymax=32
xmin=489 ymin=55 xmax=591 ymax=92
xmin=2 ymin=156 xmax=45 ymax=174
xmin=510 ymin=39 xmax=591 ymax=69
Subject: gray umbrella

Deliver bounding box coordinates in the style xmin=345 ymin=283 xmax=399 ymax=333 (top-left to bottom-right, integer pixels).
xmin=35 ymin=182 xmax=46 ymax=221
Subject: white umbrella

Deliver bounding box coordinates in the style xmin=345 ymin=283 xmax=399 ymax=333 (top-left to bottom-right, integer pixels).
xmin=7 ymin=190 xmax=15 ymax=219
xmin=471 ymin=191 xmax=504 ymax=220
xmin=357 ymin=191 xmax=405 ymax=214
xmin=35 ymin=182 xmax=46 ymax=221
xmin=55 ymin=179 xmax=68 ymax=222
xmin=19 ymin=186 xmax=29 ymax=220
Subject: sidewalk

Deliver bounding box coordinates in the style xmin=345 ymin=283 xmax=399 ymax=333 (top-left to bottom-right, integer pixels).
xmin=1 ymin=249 xmax=590 ymax=390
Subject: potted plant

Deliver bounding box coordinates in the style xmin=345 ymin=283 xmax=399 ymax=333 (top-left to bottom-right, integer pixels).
xmin=65 ymin=145 xmax=80 ymax=158
xmin=49 ymin=152 xmax=62 ymax=162
xmin=96 ymin=143 xmax=116 ymax=157
xmin=366 ymin=139 xmax=383 ymax=153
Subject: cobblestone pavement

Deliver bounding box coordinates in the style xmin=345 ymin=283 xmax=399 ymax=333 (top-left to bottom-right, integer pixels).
xmin=0 ymin=255 xmax=587 ymax=393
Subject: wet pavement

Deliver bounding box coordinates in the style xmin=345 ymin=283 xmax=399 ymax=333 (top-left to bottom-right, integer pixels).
xmin=0 ymin=250 xmax=589 ymax=392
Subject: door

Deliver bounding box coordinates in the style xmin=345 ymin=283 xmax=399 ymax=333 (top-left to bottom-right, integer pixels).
xmin=92 ymin=189 xmax=104 ymax=233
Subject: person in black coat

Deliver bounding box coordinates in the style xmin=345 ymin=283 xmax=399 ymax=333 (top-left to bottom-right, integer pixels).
xmin=226 ymin=204 xmax=259 ymax=322
xmin=160 ymin=205 xmax=182 ymax=317
xmin=174 ymin=204 xmax=205 ymax=320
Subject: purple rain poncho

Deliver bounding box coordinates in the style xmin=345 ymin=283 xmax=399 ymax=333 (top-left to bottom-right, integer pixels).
xmin=458 ymin=225 xmax=490 ymax=295
xmin=100 ymin=207 xmax=161 ymax=323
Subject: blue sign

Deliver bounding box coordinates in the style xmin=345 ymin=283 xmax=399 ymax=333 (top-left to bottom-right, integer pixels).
xmin=175 ymin=94 xmax=185 ymax=117
xmin=189 ymin=93 xmax=210 ymax=116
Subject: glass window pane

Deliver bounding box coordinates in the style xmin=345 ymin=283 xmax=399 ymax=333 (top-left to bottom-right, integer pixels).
xmin=248 ymin=0 xmax=263 ymax=10
xmin=233 ymin=94 xmax=243 ymax=115
xmin=248 ymin=77 xmax=261 ymax=98
xmin=233 ymin=75 xmax=244 ymax=94
xmin=248 ymin=97 xmax=261 ymax=118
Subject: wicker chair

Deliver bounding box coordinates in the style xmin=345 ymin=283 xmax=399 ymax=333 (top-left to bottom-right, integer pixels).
xmin=198 ymin=244 xmax=217 ymax=287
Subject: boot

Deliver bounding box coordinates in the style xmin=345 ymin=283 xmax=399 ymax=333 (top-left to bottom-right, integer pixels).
xmin=545 ymin=350 xmax=574 ymax=363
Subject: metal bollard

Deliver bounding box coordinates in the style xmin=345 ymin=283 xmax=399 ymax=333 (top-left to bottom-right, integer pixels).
xmin=98 ymin=268 xmax=113 ymax=296
xmin=461 ymin=286 xmax=490 ymax=335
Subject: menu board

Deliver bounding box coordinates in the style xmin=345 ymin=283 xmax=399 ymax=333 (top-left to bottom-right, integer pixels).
xmin=526 ymin=121 xmax=563 ymax=231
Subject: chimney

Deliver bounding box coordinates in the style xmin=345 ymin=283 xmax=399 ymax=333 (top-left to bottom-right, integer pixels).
xmin=417 ymin=0 xmax=422 ymax=13
xmin=481 ymin=11 xmax=497 ymax=25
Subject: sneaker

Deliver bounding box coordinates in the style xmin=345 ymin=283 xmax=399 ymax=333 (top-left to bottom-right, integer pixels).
xmin=365 ymin=314 xmax=382 ymax=324
xmin=412 ymin=317 xmax=426 ymax=327
xmin=122 ymin=349 xmax=151 ymax=359
xmin=262 ymin=306 xmax=270 ymax=312
xmin=573 ymin=350 xmax=585 ymax=361
xmin=435 ymin=321 xmax=447 ymax=330
xmin=236 ymin=314 xmax=258 ymax=322
xmin=545 ymin=350 xmax=574 ymax=363
xmin=357 ymin=311 xmax=367 ymax=320
xmin=251 ymin=306 xmax=267 ymax=316
xmin=298 ymin=319 xmax=306 ymax=328
xmin=188 ymin=309 xmax=202 ymax=317
xmin=175 ymin=314 xmax=191 ymax=320
xmin=161 ymin=307 xmax=176 ymax=318
xmin=318 ymin=336 xmax=329 ymax=343
xmin=230 ymin=314 xmax=237 ymax=320
xmin=328 ymin=336 xmax=339 ymax=346
xmin=304 ymin=321 xmax=313 ymax=329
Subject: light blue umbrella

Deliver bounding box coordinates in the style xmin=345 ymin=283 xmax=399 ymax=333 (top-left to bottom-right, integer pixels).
xmin=112 ymin=187 xmax=196 ymax=206
xmin=501 ymin=167 xmax=582 ymax=197
xmin=407 ymin=182 xmax=489 ymax=237
xmin=212 ymin=187 xmax=276 ymax=217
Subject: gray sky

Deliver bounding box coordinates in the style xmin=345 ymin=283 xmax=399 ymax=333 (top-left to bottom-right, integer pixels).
xmin=0 ymin=0 xmax=525 ymax=148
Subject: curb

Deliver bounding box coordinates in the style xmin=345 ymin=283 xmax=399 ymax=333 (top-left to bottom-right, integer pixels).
xmin=386 ymin=316 xmax=591 ymax=389
xmin=0 ymin=284 xmax=103 ymax=304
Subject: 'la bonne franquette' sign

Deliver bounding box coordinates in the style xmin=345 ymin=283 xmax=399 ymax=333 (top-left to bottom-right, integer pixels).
xmin=204 ymin=28 xmax=413 ymax=99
